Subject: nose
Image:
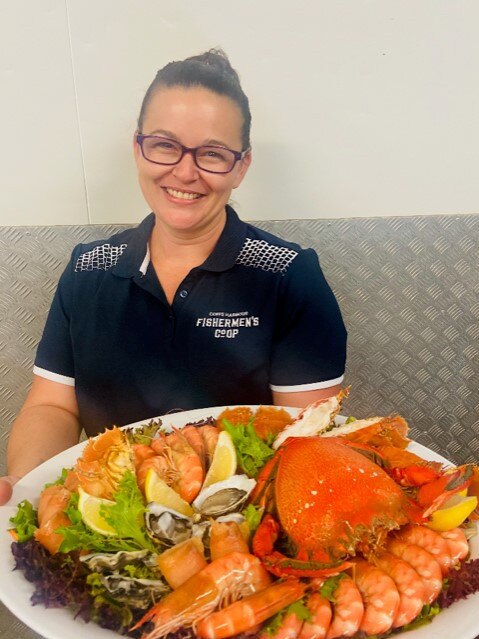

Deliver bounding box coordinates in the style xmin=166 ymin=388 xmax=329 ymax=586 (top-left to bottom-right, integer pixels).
xmin=171 ymin=149 xmax=200 ymax=182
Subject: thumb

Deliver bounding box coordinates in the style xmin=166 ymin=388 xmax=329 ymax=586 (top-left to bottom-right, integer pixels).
xmin=0 ymin=475 xmax=20 ymax=505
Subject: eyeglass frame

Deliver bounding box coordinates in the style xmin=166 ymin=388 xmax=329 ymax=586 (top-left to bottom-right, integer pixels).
xmin=136 ymin=134 xmax=249 ymax=174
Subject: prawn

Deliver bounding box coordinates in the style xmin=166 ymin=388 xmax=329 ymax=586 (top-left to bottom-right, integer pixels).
xmin=133 ymin=443 xmax=156 ymax=471
xmin=179 ymin=425 xmax=207 ymax=471
xmin=298 ymin=592 xmax=331 ymax=639
xmin=395 ymin=524 xmax=453 ymax=574
xmin=373 ymin=552 xmax=426 ymax=627
xmin=387 ymin=539 xmax=442 ymax=604
xmin=136 ymin=455 xmax=169 ymax=492
xmin=132 ymin=551 xmax=271 ymax=639
xmin=258 ymin=609 xmax=304 ymax=639
xmin=353 ymin=559 xmax=400 ymax=635
xmin=200 ymin=425 xmax=220 ymax=470
xmin=440 ymin=527 xmax=469 ymax=564
xmin=148 ymin=430 xmax=204 ymax=502
xmin=325 ymin=576 xmax=364 ymax=639
xmin=196 ymin=579 xmax=306 ymax=639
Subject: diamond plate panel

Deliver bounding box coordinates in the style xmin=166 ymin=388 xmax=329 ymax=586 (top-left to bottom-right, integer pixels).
xmin=0 ymin=602 xmax=43 ymax=639
xmin=1 ymin=216 xmax=479 ymax=473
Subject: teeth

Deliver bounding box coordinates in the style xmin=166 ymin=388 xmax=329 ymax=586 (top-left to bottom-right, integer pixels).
xmin=166 ymin=188 xmax=201 ymax=200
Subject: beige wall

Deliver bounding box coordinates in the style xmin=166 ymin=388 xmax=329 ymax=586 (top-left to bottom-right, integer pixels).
xmin=1 ymin=0 xmax=478 ymax=226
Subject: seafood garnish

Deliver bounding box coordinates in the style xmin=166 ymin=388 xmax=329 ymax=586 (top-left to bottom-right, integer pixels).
xmin=145 ymin=503 xmax=193 ymax=546
xmin=192 ymin=474 xmax=256 ymax=516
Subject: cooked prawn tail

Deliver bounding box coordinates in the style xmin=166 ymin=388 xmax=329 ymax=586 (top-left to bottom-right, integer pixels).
xmin=195 ymin=579 xmax=306 ymax=639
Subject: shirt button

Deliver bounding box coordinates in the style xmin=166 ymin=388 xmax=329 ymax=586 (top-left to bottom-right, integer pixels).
xmin=179 ymin=289 xmax=188 ymax=298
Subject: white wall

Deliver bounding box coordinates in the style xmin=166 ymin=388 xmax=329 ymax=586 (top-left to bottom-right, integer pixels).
xmin=1 ymin=0 xmax=478 ymax=226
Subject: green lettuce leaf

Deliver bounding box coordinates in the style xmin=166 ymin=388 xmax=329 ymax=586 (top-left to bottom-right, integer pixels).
xmin=9 ymin=499 xmax=38 ymax=542
xmin=242 ymin=504 xmax=263 ymax=533
xmin=58 ymin=471 xmax=155 ymax=553
xmin=222 ymin=420 xmax=275 ymax=477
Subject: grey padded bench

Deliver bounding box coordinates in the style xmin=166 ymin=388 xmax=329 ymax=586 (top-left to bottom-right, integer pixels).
xmin=0 ymin=215 xmax=479 ymax=638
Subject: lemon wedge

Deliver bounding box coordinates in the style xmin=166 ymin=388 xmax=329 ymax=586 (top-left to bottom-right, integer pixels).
xmin=78 ymin=486 xmax=117 ymax=536
xmin=144 ymin=468 xmax=194 ymax=517
xmin=202 ymin=430 xmax=237 ymax=488
xmin=427 ymin=493 xmax=478 ymax=532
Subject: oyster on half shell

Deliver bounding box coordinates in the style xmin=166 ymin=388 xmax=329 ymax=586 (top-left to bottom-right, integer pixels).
xmin=145 ymin=503 xmax=193 ymax=546
xmin=192 ymin=475 xmax=256 ymax=517
xmin=100 ymin=575 xmax=169 ymax=608
xmin=80 ymin=549 xmax=157 ymax=572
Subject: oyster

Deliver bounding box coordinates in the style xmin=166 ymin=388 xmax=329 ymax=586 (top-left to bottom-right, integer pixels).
xmin=145 ymin=503 xmax=193 ymax=546
xmin=192 ymin=475 xmax=256 ymax=517
xmin=101 ymin=575 xmax=169 ymax=608
xmin=216 ymin=512 xmax=247 ymax=525
xmin=80 ymin=549 xmax=157 ymax=572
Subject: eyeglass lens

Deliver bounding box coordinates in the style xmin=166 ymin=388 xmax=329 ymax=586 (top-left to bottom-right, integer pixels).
xmin=141 ymin=137 xmax=237 ymax=172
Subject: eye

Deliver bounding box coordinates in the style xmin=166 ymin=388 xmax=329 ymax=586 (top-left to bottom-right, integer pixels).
xmin=199 ymin=147 xmax=230 ymax=162
xmin=153 ymin=140 xmax=175 ymax=149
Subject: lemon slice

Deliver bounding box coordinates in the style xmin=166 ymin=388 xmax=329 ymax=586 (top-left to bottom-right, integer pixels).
xmin=202 ymin=430 xmax=237 ymax=488
xmin=427 ymin=494 xmax=478 ymax=532
xmin=78 ymin=486 xmax=117 ymax=536
xmin=144 ymin=468 xmax=194 ymax=517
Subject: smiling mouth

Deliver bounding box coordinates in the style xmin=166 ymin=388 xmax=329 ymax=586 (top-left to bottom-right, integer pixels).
xmin=164 ymin=187 xmax=203 ymax=200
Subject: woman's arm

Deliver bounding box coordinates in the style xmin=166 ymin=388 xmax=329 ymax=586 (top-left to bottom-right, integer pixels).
xmin=0 ymin=375 xmax=81 ymax=504
xmin=273 ymin=383 xmax=343 ymax=409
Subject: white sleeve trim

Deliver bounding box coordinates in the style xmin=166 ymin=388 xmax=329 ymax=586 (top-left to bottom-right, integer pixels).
xmin=33 ymin=366 xmax=75 ymax=387
xmin=270 ymin=375 xmax=344 ymax=393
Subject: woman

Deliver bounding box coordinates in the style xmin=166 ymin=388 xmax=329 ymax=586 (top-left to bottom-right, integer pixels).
xmin=0 ymin=50 xmax=346 ymax=503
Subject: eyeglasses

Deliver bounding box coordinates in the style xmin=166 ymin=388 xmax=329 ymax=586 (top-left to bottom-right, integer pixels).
xmin=136 ymin=134 xmax=248 ymax=174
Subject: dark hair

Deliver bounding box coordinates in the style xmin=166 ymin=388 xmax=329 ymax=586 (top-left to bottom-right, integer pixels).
xmin=138 ymin=49 xmax=251 ymax=150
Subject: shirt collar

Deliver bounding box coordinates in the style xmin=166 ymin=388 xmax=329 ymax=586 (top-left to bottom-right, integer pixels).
xmin=200 ymin=205 xmax=248 ymax=272
xmin=111 ymin=205 xmax=247 ymax=278
xmin=111 ymin=213 xmax=155 ymax=278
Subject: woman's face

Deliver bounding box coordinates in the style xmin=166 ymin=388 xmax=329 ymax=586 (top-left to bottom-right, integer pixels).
xmin=134 ymin=86 xmax=251 ymax=236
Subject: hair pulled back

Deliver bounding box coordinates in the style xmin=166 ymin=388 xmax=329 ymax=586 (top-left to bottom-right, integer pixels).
xmin=138 ymin=49 xmax=251 ymax=150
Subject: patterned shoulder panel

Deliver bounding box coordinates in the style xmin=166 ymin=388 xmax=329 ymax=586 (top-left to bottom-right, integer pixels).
xmin=235 ymin=238 xmax=298 ymax=274
xmin=74 ymin=243 xmax=128 ymax=272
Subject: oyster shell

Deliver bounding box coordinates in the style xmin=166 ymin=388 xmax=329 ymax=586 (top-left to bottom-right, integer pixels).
xmin=145 ymin=503 xmax=193 ymax=546
xmin=80 ymin=549 xmax=157 ymax=572
xmin=192 ymin=475 xmax=256 ymax=517
xmin=101 ymin=575 xmax=169 ymax=608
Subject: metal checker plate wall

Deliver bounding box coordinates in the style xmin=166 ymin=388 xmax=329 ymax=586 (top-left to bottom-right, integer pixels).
xmin=0 ymin=216 xmax=478 ymax=476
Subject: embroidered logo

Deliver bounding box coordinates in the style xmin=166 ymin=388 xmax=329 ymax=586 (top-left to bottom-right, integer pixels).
xmin=236 ymin=238 xmax=298 ymax=273
xmin=75 ymin=243 xmax=127 ymax=272
xmin=196 ymin=310 xmax=260 ymax=339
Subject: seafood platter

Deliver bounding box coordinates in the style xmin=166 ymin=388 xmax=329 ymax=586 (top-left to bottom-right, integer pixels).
xmin=0 ymin=392 xmax=478 ymax=639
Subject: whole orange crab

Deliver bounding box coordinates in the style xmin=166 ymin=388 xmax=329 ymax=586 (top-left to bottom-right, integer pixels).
xmin=251 ymin=433 xmax=473 ymax=578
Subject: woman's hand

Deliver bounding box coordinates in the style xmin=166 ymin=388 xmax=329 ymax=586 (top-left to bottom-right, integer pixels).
xmin=0 ymin=475 xmax=20 ymax=505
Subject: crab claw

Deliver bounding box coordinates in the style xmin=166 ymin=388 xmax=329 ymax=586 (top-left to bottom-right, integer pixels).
xmin=417 ymin=464 xmax=474 ymax=518
xmin=252 ymin=514 xmax=352 ymax=578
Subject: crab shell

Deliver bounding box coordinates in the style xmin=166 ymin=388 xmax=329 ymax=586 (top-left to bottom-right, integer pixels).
xmin=272 ymin=436 xmax=412 ymax=563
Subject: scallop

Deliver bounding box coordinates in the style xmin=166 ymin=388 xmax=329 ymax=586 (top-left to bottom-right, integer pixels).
xmin=145 ymin=503 xmax=193 ymax=546
xmin=80 ymin=549 xmax=157 ymax=572
xmin=101 ymin=575 xmax=169 ymax=608
xmin=192 ymin=475 xmax=256 ymax=517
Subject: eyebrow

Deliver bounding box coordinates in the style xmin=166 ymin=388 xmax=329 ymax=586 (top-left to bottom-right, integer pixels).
xmin=146 ymin=129 xmax=233 ymax=149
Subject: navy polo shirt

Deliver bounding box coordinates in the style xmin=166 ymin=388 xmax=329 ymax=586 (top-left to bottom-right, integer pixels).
xmin=34 ymin=206 xmax=347 ymax=436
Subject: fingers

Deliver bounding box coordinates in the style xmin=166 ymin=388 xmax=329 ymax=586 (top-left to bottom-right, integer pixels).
xmin=0 ymin=475 xmax=19 ymax=505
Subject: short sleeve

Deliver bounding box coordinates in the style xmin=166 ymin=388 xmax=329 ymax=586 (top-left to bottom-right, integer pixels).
xmin=33 ymin=247 xmax=79 ymax=385
xmin=269 ymin=249 xmax=347 ymax=392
